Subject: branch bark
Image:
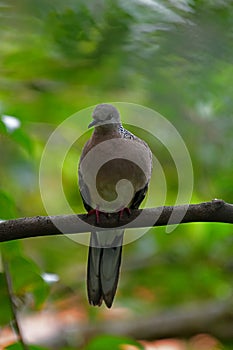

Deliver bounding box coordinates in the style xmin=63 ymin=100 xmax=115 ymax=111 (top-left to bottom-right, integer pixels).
xmin=0 ymin=199 xmax=232 ymax=242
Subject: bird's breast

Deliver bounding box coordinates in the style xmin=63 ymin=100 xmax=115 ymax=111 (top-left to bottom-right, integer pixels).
xmin=79 ymin=138 xmax=152 ymax=212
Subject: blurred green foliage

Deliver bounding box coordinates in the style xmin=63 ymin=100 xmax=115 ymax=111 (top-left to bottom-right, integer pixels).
xmin=6 ymin=344 xmax=49 ymax=350
xmin=85 ymin=335 xmax=143 ymax=350
xmin=0 ymin=0 xmax=233 ymax=348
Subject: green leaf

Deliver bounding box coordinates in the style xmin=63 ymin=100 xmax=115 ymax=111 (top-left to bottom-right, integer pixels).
xmin=1 ymin=243 xmax=49 ymax=309
xmin=85 ymin=335 xmax=143 ymax=350
xmin=1 ymin=115 xmax=34 ymax=155
xmin=0 ymin=119 xmax=7 ymax=134
xmin=1 ymin=241 xmax=25 ymax=262
xmin=6 ymin=343 xmax=50 ymax=350
xmin=0 ymin=273 xmax=13 ymax=326
xmin=0 ymin=189 xmax=17 ymax=219
xmin=10 ymin=128 xmax=34 ymax=156
xmin=8 ymin=255 xmax=49 ymax=308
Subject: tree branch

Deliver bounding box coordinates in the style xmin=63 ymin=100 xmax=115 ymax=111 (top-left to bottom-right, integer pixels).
xmin=0 ymin=199 xmax=232 ymax=243
xmin=81 ymin=298 xmax=233 ymax=342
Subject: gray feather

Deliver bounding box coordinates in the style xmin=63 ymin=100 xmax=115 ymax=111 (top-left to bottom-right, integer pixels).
xmin=101 ymin=243 xmax=123 ymax=308
xmin=87 ymin=234 xmax=102 ymax=306
xmin=87 ymin=230 xmax=123 ymax=308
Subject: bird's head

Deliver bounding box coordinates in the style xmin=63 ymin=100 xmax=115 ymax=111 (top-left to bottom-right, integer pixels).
xmin=88 ymin=104 xmax=121 ymax=128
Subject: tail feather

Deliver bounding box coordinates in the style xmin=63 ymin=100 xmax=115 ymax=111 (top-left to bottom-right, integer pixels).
xmin=87 ymin=245 xmax=103 ymax=306
xmin=87 ymin=231 xmax=123 ymax=308
xmin=101 ymin=245 xmax=122 ymax=308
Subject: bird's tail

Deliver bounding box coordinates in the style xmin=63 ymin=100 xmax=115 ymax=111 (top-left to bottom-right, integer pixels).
xmin=87 ymin=230 xmax=124 ymax=308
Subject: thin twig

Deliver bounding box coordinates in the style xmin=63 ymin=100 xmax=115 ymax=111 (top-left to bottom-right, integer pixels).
xmin=1 ymin=255 xmax=29 ymax=350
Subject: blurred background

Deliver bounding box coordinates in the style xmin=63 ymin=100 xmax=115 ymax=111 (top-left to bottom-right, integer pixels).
xmin=0 ymin=0 xmax=233 ymax=349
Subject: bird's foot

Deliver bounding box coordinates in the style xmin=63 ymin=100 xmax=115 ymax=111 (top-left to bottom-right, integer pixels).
xmin=87 ymin=209 xmax=101 ymax=224
xmin=118 ymin=207 xmax=131 ymax=220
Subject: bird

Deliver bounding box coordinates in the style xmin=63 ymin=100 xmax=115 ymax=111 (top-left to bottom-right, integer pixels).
xmin=78 ymin=103 xmax=152 ymax=308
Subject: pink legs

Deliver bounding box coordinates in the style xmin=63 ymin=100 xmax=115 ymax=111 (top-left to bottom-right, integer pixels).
xmin=87 ymin=207 xmax=131 ymax=224
xmin=87 ymin=209 xmax=101 ymax=224
xmin=119 ymin=208 xmax=131 ymax=220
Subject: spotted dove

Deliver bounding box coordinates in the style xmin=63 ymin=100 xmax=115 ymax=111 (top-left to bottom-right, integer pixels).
xmin=78 ymin=104 xmax=152 ymax=308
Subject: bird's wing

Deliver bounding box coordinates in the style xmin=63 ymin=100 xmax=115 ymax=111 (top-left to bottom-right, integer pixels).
xmin=119 ymin=125 xmax=152 ymax=210
xmin=130 ymin=183 xmax=149 ymax=209
xmin=78 ymin=169 xmax=92 ymax=212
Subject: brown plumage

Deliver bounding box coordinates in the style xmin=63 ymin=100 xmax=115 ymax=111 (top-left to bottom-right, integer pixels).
xmin=78 ymin=104 xmax=152 ymax=308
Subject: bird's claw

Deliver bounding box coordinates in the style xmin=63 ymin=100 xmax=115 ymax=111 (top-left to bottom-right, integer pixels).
xmin=118 ymin=207 xmax=131 ymax=220
xmin=87 ymin=209 xmax=101 ymax=224
xmin=88 ymin=208 xmax=131 ymax=224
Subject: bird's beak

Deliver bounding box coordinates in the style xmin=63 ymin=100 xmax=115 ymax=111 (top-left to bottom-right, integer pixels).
xmin=88 ymin=120 xmax=97 ymax=128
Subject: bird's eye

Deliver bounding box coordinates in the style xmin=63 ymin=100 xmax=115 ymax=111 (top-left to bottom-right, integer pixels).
xmin=106 ymin=114 xmax=112 ymax=120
